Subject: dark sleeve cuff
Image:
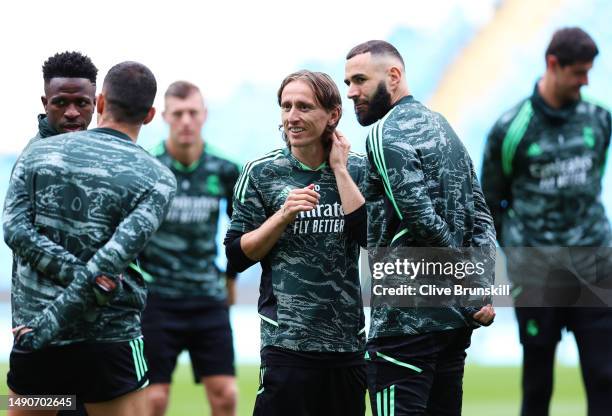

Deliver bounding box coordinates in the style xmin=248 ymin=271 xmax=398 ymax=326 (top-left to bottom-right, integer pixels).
xmin=224 ymin=229 xmax=257 ymax=273
xmin=225 ymin=263 xmax=238 ymax=280
xmin=226 ymin=197 xmax=234 ymax=219
xmin=345 ymin=204 xmax=367 ymax=248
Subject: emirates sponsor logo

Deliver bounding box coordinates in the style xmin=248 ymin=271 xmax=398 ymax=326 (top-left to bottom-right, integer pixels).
xmin=293 ymin=202 xmax=345 ymax=234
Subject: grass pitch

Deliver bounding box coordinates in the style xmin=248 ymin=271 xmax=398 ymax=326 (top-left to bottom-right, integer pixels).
xmin=0 ymin=363 xmax=585 ymax=415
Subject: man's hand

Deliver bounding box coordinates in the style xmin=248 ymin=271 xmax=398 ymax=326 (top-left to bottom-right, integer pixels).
xmin=95 ymin=275 xmax=118 ymax=292
xmin=12 ymin=324 xmax=37 ymax=351
xmin=12 ymin=273 xmax=120 ymax=351
xmin=329 ymin=130 xmax=350 ymax=173
xmin=279 ymin=185 xmax=320 ymax=223
xmin=12 ymin=325 xmax=32 ymax=342
xmin=472 ymin=304 xmax=495 ymax=326
xmin=92 ymin=273 xmax=121 ymax=306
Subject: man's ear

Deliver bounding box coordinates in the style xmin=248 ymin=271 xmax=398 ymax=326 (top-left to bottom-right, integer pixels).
xmin=329 ymin=106 xmax=341 ymax=127
xmin=96 ymin=93 xmax=105 ymax=115
xmin=41 ymin=96 xmax=48 ymax=110
xmin=546 ymin=54 xmax=559 ymax=71
xmin=387 ymin=65 xmax=402 ymax=90
xmin=143 ymin=107 xmax=156 ymax=125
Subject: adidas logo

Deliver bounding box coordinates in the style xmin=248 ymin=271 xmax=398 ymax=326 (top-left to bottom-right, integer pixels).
xmin=279 ymin=186 xmax=292 ymax=201
xmin=527 ymin=143 xmax=542 ymax=157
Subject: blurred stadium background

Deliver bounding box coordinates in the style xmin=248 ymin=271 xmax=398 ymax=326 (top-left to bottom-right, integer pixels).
xmin=0 ymin=0 xmax=610 ymax=414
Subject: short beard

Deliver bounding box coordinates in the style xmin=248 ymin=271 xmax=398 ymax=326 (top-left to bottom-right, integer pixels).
xmin=355 ymin=81 xmax=393 ymax=126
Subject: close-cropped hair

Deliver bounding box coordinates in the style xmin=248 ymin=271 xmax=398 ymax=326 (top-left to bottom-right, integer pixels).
xmin=42 ymin=51 xmax=98 ymax=84
xmin=103 ymin=61 xmax=157 ymax=124
xmin=546 ymin=27 xmax=598 ymax=66
xmin=164 ymin=80 xmax=201 ymax=100
xmin=346 ymin=40 xmax=405 ymax=68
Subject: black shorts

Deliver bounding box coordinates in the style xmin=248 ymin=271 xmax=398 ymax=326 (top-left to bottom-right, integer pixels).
xmin=142 ymin=294 xmax=235 ymax=384
xmin=366 ymin=328 xmax=473 ymax=416
xmin=7 ymin=337 xmax=149 ymax=403
xmin=254 ymin=347 xmax=366 ymax=416
xmin=515 ymin=307 xmax=612 ymax=345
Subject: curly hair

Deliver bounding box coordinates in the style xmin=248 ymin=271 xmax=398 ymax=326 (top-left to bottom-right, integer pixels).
xmin=42 ymin=51 xmax=98 ymax=84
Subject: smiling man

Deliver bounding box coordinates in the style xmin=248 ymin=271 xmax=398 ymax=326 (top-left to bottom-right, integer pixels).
xmin=225 ymin=70 xmax=368 ymax=416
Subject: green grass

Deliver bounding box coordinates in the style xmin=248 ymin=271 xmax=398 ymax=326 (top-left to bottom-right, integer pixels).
xmin=462 ymin=365 xmax=585 ymax=416
xmin=0 ymin=363 xmax=586 ymax=415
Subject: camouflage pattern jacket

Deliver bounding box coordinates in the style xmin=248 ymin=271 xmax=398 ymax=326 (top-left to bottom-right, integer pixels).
xmin=365 ymin=95 xmax=496 ymax=339
xmin=34 ymin=114 xmax=59 ymax=140
xmin=228 ymin=148 xmax=367 ymax=353
xmin=482 ymin=85 xmax=611 ymax=247
xmin=3 ymin=127 xmax=176 ymax=349
xmin=139 ymin=141 xmax=240 ymax=302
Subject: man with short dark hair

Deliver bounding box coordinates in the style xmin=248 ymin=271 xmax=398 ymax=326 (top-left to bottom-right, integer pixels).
xmin=344 ymin=40 xmax=496 ymax=415
xmin=140 ymin=81 xmax=240 ymax=416
xmin=8 ymin=51 xmax=98 ymax=416
xmin=482 ymin=27 xmax=612 ymax=416
xmin=4 ymin=61 xmax=177 ymax=416
xmin=225 ymin=70 xmax=368 ymax=416
xmin=39 ymin=51 xmax=98 ymax=137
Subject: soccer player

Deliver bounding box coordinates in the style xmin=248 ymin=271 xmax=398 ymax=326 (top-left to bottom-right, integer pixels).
xmin=36 ymin=51 xmax=97 ymax=138
xmin=482 ymin=27 xmax=612 ymax=416
xmin=344 ymin=40 xmax=496 ymax=415
xmin=7 ymin=50 xmax=97 ymax=416
xmin=3 ymin=61 xmax=177 ymax=416
xmin=225 ymin=70 xmax=367 ymax=416
xmin=140 ymin=81 xmax=240 ymax=416
xmin=34 ymin=50 xmax=98 ymax=416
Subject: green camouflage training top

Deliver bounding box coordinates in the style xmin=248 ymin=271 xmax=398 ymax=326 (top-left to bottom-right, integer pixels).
xmin=139 ymin=141 xmax=240 ymax=302
xmin=229 ymin=148 xmax=367 ymax=353
xmin=482 ymin=85 xmax=611 ymax=247
xmin=364 ymin=96 xmax=496 ymax=339
xmin=7 ymin=116 xmax=58 ymax=276
xmin=34 ymin=114 xmax=59 ymax=140
xmin=3 ymin=127 xmax=176 ymax=349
